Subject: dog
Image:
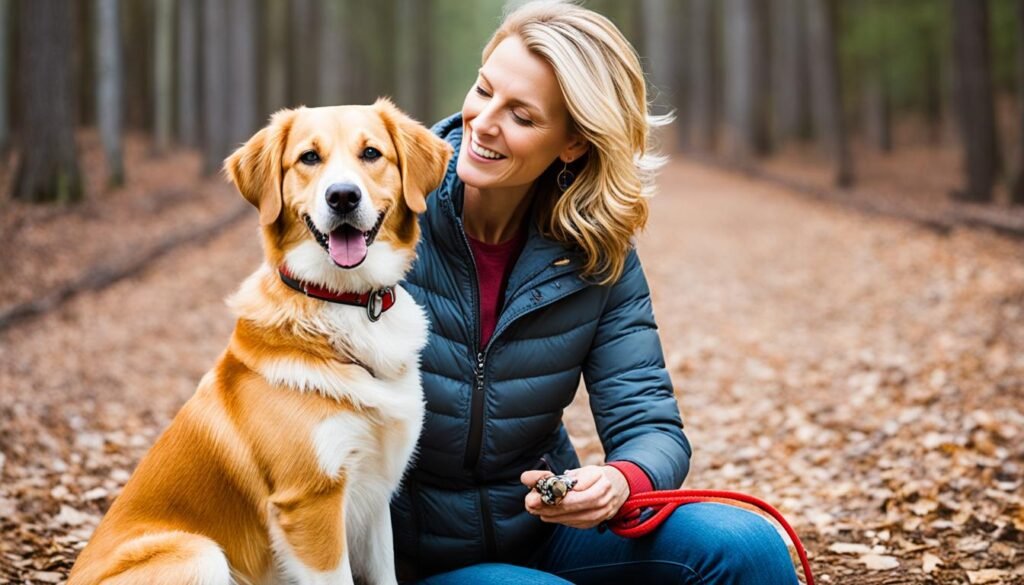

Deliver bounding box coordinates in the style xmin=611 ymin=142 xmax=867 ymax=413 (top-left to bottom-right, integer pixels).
xmin=67 ymin=99 xmax=453 ymax=585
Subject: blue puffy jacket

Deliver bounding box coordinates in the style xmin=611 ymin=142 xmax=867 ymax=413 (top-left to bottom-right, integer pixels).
xmin=390 ymin=113 xmax=691 ymax=577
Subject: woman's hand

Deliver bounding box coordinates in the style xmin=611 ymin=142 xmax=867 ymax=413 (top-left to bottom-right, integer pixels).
xmin=521 ymin=465 xmax=630 ymax=529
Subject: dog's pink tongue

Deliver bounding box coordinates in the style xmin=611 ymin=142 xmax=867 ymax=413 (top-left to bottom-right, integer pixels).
xmin=328 ymin=225 xmax=368 ymax=268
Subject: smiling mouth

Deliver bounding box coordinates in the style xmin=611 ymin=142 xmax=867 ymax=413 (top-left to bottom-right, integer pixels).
xmin=303 ymin=211 xmax=386 ymax=269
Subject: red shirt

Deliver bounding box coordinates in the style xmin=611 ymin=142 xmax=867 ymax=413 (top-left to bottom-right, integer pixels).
xmin=467 ymin=230 xmax=527 ymax=348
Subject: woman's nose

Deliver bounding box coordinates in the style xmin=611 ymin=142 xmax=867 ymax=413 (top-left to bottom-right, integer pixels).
xmin=472 ymin=103 xmax=500 ymax=137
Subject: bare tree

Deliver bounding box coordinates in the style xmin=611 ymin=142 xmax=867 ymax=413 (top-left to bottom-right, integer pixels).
xmin=264 ymin=0 xmax=289 ymax=115
xmin=96 ymin=0 xmax=124 ymax=188
xmin=687 ymin=0 xmax=717 ymax=153
xmin=288 ymin=0 xmax=320 ymax=107
xmin=641 ymin=0 xmax=676 ymax=114
xmin=1012 ymin=0 xmax=1024 ymax=205
xmin=153 ymin=0 xmax=174 ymax=154
xmin=722 ymin=0 xmax=770 ymax=164
xmin=202 ymin=1 xmax=229 ymax=174
xmin=771 ymin=0 xmax=811 ymax=144
xmin=177 ymin=0 xmax=200 ymax=147
xmin=804 ymin=0 xmax=853 ymax=187
xmin=0 ymin=0 xmax=11 ymax=157
xmin=14 ymin=0 xmax=82 ymax=203
xmin=396 ymin=0 xmax=434 ymax=122
xmin=228 ymin=0 xmax=259 ymax=145
xmin=950 ymin=0 xmax=999 ymax=203
xmin=318 ymin=0 xmax=355 ymax=106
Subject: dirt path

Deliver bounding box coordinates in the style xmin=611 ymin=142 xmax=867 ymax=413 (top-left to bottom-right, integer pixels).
xmin=2 ymin=161 xmax=1022 ymax=583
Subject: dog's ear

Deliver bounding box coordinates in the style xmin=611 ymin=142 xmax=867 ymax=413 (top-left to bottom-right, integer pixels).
xmin=377 ymin=98 xmax=453 ymax=214
xmin=224 ymin=108 xmax=297 ymax=226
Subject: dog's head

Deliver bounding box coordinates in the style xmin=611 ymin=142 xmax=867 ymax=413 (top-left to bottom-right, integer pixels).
xmin=225 ymin=99 xmax=452 ymax=290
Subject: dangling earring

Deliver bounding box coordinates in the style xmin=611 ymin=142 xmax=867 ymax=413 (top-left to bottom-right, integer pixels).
xmin=556 ymin=158 xmax=575 ymax=192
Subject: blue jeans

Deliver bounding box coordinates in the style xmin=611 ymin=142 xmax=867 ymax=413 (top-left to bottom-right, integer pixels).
xmin=414 ymin=503 xmax=800 ymax=585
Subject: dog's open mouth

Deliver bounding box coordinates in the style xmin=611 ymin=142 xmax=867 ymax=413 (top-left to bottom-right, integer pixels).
xmin=304 ymin=211 xmax=386 ymax=269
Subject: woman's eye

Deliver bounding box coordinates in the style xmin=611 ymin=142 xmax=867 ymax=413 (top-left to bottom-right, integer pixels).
xmin=299 ymin=150 xmax=321 ymax=165
xmin=512 ymin=112 xmax=533 ymax=126
xmin=361 ymin=147 xmax=382 ymax=161
xmin=475 ymin=85 xmax=491 ymax=98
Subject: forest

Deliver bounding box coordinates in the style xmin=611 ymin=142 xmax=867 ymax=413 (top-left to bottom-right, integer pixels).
xmin=1 ymin=1 xmax=1023 ymax=584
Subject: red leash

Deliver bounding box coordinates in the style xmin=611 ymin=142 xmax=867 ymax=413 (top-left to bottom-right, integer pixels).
xmin=608 ymin=489 xmax=815 ymax=585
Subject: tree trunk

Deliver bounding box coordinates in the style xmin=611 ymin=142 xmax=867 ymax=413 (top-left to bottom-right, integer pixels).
xmin=771 ymin=0 xmax=810 ymax=144
xmin=687 ymin=0 xmax=716 ymax=153
xmin=288 ymin=0 xmax=320 ymax=107
xmin=228 ymin=0 xmax=259 ymax=144
xmin=318 ymin=0 xmax=356 ymax=106
xmin=13 ymin=0 xmax=82 ymax=203
xmin=1011 ymin=0 xmax=1024 ymax=205
xmin=862 ymin=67 xmax=891 ymax=152
xmin=202 ymin=0 xmax=229 ymax=174
xmin=123 ymin=0 xmax=152 ymax=130
xmin=804 ymin=0 xmax=853 ymax=187
xmin=641 ymin=0 xmax=675 ymax=113
xmin=950 ymin=0 xmax=999 ymax=203
xmin=263 ymin=0 xmax=289 ymax=114
xmin=95 ymin=0 xmax=124 ymax=188
xmin=0 ymin=0 xmax=12 ymax=156
xmin=73 ymin=0 xmax=94 ymax=127
xmin=722 ymin=0 xmax=770 ymax=164
xmin=395 ymin=0 xmax=434 ymax=122
xmin=153 ymin=0 xmax=174 ymax=154
xmin=177 ymin=0 xmax=200 ymax=147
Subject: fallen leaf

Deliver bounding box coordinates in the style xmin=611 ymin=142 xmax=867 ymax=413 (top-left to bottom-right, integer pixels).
xmin=922 ymin=552 xmax=942 ymax=573
xmin=859 ymin=554 xmax=900 ymax=570
xmin=967 ymin=569 xmax=1009 ymax=584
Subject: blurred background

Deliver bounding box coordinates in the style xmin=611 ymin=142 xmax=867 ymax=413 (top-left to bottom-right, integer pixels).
xmin=2 ymin=2 xmax=1024 ymax=583
xmin=1 ymin=0 xmax=1022 ymax=205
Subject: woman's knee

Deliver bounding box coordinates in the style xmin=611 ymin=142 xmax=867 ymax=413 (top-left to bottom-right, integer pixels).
xmin=419 ymin=562 xmax=573 ymax=585
xmin=659 ymin=503 xmax=799 ymax=584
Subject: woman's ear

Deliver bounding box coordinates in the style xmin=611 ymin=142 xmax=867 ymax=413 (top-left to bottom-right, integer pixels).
xmin=560 ymin=134 xmax=589 ymax=164
xmin=376 ymin=98 xmax=454 ymax=214
xmin=224 ymin=108 xmax=297 ymax=226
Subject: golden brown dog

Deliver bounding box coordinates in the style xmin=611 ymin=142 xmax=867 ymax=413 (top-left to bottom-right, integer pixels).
xmin=68 ymin=99 xmax=452 ymax=585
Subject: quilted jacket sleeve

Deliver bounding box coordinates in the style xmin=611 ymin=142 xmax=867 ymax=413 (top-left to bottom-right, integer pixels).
xmin=582 ymin=248 xmax=691 ymax=490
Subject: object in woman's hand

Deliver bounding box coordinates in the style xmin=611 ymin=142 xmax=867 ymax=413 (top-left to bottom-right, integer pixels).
xmin=534 ymin=473 xmax=578 ymax=505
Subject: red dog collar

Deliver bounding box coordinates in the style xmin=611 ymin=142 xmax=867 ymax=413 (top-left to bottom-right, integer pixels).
xmin=278 ymin=266 xmax=396 ymax=322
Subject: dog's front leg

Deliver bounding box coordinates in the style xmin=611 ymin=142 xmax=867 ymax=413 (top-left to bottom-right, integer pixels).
xmin=269 ymin=488 xmax=355 ymax=585
xmin=349 ymin=494 xmax=399 ymax=585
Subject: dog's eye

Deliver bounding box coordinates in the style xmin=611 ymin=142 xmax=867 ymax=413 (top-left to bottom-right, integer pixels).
xmin=299 ymin=150 xmax=321 ymax=165
xmin=361 ymin=147 xmax=382 ymax=162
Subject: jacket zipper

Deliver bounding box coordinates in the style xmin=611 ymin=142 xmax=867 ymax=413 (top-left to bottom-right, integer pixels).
xmin=456 ymin=215 xmax=583 ymax=561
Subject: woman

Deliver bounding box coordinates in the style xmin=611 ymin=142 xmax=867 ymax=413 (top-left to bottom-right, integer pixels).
xmin=393 ymin=2 xmax=799 ymax=583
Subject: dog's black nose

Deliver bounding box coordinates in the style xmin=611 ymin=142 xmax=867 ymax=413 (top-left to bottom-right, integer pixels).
xmin=325 ymin=183 xmax=361 ymax=214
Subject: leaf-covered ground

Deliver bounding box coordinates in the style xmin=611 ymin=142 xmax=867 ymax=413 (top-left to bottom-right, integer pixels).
xmin=1 ymin=139 xmax=1022 ymax=583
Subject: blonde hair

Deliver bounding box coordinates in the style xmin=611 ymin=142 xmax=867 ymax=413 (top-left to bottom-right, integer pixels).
xmin=483 ymin=0 xmax=670 ymax=285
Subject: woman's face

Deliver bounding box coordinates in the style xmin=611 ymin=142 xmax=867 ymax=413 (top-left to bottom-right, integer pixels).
xmin=457 ymin=36 xmax=587 ymax=192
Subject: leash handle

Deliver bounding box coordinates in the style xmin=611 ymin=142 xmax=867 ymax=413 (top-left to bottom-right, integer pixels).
xmin=608 ymin=489 xmax=815 ymax=585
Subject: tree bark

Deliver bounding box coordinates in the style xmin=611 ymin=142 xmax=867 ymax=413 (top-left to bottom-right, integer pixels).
xmin=687 ymin=0 xmax=717 ymax=153
xmin=153 ymin=0 xmax=174 ymax=154
xmin=1012 ymin=0 xmax=1024 ymax=205
xmin=318 ymin=0 xmax=356 ymax=106
xmin=771 ymin=0 xmax=811 ymax=144
xmin=95 ymin=0 xmax=124 ymax=188
xmin=395 ymin=0 xmax=434 ymax=122
xmin=263 ymin=0 xmax=289 ymax=114
xmin=722 ymin=0 xmax=770 ymax=164
xmin=950 ymin=0 xmax=999 ymax=203
xmin=804 ymin=0 xmax=853 ymax=187
xmin=202 ymin=0 xmax=229 ymax=174
xmin=229 ymin=0 xmax=259 ymax=144
xmin=177 ymin=0 xmax=200 ymax=147
xmin=13 ymin=0 xmax=82 ymax=203
xmin=0 ymin=0 xmax=11 ymax=156
xmin=288 ymin=0 xmax=320 ymax=107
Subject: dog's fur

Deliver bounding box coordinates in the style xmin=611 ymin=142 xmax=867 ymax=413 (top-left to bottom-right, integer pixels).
xmin=68 ymin=100 xmax=452 ymax=585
